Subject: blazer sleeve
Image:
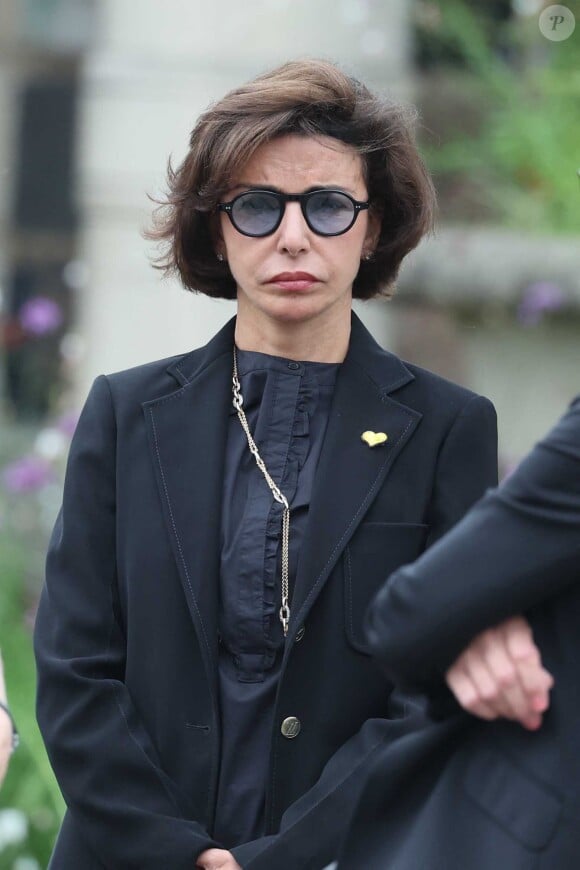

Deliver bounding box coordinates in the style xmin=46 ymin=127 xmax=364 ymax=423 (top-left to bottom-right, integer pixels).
xmin=232 ymin=393 xmax=499 ymax=870
xmin=366 ymin=396 xmax=580 ymax=691
xmin=34 ymin=376 xmax=219 ymax=869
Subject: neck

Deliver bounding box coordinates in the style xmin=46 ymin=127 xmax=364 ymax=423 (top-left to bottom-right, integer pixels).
xmin=234 ymin=302 xmax=351 ymax=363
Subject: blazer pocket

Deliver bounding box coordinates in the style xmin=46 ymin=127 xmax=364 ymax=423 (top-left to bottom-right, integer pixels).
xmin=344 ymin=522 xmax=429 ymax=654
xmin=462 ymin=742 xmax=562 ymax=851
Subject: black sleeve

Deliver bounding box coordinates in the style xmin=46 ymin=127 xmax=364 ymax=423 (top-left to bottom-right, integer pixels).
xmin=34 ymin=377 xmax=219 ymax=869
xmin=366 ymin=397 xmax=580 ymax=692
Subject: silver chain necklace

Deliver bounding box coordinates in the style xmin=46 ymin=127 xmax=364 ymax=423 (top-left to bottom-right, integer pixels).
xmin=232 ymin=348 xmax=291 ymax=637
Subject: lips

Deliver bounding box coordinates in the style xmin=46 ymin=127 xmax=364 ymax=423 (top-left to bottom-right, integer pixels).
xmin=268 ymin=271 xmax=319 ymax=291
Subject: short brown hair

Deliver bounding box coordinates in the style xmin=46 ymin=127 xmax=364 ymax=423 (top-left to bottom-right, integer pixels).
xmin=148 ymin=58 xmax=436 ymax=300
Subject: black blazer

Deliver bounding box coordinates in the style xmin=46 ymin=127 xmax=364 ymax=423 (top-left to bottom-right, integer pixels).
xmin=34 ymin=314 xmax=497 ymax=870
xmin=338 ymin=397 xmax=580 ymax=869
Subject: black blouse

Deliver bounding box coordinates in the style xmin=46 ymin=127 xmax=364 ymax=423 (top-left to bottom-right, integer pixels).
xmin=214 ymin=349 xmax=339 ymax=847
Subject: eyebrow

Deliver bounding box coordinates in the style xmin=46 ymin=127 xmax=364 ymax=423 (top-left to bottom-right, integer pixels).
xmin=227 ymin=183 xmax=359 ymax=196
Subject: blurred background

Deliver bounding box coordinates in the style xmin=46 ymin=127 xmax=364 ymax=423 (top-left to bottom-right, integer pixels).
xmin=0 ymin=0 xmax=578 ymax=864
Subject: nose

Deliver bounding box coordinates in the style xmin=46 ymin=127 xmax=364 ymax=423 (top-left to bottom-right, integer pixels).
xmin=276 ymin=202 xmax=311 ymax=257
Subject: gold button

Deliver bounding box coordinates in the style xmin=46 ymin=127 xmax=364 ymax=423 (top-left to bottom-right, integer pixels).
xmin=295 ymin=626 xmax=305 ymax=642
xmin=281 ymin=716 xmax=301 ymax=739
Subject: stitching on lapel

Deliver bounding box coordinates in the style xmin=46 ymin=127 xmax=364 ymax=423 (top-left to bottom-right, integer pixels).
xmin=171 ymin=348 xmax=232 ymax=390
xmin=148 ymin=405 xmax=220 ymax=822
xmin=294 ymin=414 xmax=416 ymax=629
xmin=348 ymin=351 xmax=414 ymax=398
xmin=147 ymin=384 xmax=197 ymax=409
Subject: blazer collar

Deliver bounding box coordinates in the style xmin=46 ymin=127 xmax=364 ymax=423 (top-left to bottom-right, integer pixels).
xmin=165 ymin=316 xmax=236 ymax=387
xmin=343 ymin=311 xmax=415 ymax=395
xmin=165 ymin=311 xmax=414 ymax=393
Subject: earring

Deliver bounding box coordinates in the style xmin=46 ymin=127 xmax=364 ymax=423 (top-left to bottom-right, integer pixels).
xmin=217 ymin=252 xmax=225 ymax=262
xmin=362 ymin=252 xmax=373 ymax=262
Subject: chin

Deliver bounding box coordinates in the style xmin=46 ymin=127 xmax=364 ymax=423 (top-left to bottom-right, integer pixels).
xmin=264 ymin=297 xmax=328 ymax=325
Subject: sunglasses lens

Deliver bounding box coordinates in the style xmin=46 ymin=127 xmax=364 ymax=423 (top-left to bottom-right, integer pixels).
xmin=305 ymin=191 xmax=355 ymax=235
xmin=231 ymin=192 xmax=281 ymax=236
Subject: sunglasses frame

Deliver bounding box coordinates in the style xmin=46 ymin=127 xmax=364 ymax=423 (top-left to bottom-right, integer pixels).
xmin=218 ymin=188 xmax=370 ymax=238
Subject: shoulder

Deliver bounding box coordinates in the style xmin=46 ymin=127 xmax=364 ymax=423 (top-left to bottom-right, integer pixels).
xmin=104 ymin=352 xmax=190 ymax=403
xmin=97 ymin=317 xmax=235 ymax=408
xmin=70 ymin=353 xmax=193 ymax=442
xmin=402 ymin=360 xmax=481 ymax=405
xmin=397 ymin=360 xmax=496 ymax=425
xmin=76 ymin=350 xmax=199 ymax=430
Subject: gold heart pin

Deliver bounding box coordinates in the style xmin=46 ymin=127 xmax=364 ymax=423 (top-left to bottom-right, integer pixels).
xmin=361 ymin=430 xmax=388 ymax=448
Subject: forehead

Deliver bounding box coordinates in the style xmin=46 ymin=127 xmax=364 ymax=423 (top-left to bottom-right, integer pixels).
xmin=232 ymin=134 xmax=366 ymax=192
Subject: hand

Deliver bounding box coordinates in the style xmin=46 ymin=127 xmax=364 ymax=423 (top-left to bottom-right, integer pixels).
xmin=196 ymin=848 xmax=242 ymax=869
xmin=445 ymin=615 xmax=554 ymax=730
xmin=0 ymin=655 xmax=12 ymax=786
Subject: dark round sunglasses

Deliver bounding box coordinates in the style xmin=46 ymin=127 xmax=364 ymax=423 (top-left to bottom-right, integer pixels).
xmin=218 ymin=189 xmax=370 ymax=238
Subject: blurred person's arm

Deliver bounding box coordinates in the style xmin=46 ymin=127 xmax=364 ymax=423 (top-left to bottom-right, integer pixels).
xmin=366 ymin=396 xmax=580 ymax=694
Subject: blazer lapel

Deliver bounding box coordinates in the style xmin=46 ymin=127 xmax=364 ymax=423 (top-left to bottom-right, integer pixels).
xmin=143 ymin=319 xmax=235 ymax=693
xmin=288 ymin=315 xmax=422 ymax=643
xmin=143 ymin=314 xmax=421 ymax=673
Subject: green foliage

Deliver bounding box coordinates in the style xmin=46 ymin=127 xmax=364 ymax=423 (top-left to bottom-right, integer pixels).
xmin=0 ymin=541 xmax=64 ymax=868
xmin=417 ymin=1 xmax=580 ymax=233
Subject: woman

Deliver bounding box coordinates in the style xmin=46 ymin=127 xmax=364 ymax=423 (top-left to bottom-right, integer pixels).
xmin=34 ymin=59 xmax=498 ymax=870
xmin=337 ymin=397 xmax=580 ymax=868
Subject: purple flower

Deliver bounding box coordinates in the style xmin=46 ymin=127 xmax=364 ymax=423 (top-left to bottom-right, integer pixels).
xmin=18 ymin=296 xmax=63 ymax=336
xmin=517 ymin=282 xmax=567 ymax=326
xmin=2 ymin=456 xmax=54 ymax=493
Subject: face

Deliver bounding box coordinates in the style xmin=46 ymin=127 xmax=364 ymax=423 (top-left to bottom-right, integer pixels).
xmin=217 ymin=134 xmax=379 ymax=332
